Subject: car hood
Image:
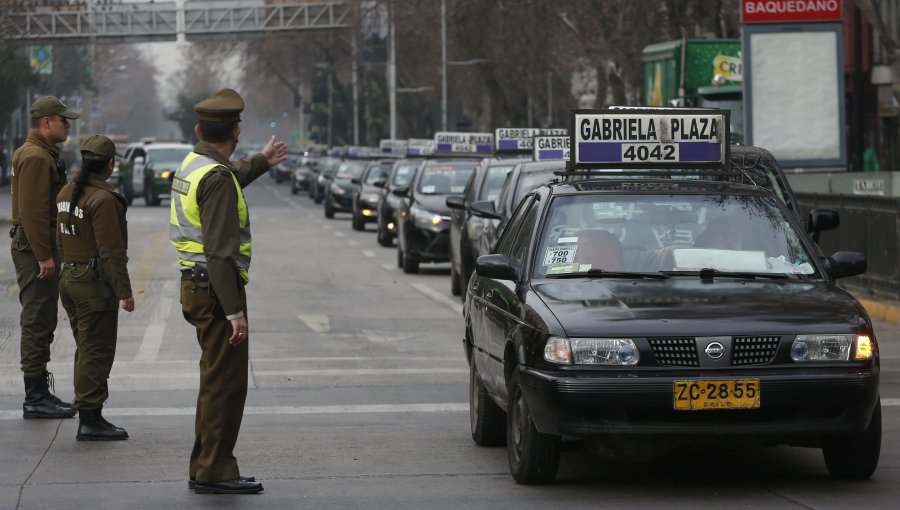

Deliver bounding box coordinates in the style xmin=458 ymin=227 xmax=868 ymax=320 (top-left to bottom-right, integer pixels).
xmin=532 ymin=278 xmax=860 ymax=337
xmin=413 ymin=194 xmax=453 ymax=215
xmin=332 ymin=178 xmax=354 ymax=189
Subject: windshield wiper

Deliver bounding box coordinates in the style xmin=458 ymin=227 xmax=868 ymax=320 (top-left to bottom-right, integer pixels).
xmin=547 ymin=269 xmax=670 ymax=280
xmin=661 ymin=268 xmax=794 ymax=280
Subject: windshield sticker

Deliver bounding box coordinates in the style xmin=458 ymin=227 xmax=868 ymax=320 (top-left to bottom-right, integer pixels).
xmin=557 ymin=237 xmax=578 ymax=244
xmin=543 ymin=245 xmax=577 ymax=266
xmin=422 ymin=185 xmax=436 ymax=194
xmin=451 ymin=186 xmax=465 ymax=193
xmin=767 ymin=256 xmax=815 ymax=275
xmin=547 ymin=263 xmax=592 ymax=275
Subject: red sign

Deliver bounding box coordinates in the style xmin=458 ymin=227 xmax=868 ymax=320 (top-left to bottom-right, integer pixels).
xmin=743 ymin=0 xmax=842 ymax=23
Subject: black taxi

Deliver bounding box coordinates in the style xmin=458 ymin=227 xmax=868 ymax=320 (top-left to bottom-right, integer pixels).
xmin=463 ymin=109 xmax=879 ymax=484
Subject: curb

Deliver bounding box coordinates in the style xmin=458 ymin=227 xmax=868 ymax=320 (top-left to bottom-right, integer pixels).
xmin=857 ymin=297 xmax=900 ymax=326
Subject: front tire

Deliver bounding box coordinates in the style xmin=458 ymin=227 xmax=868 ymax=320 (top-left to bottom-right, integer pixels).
xmin=144 ymin=181 xmax=160 ymax=206
xmin=823 ymin=402 xmax=881 ymax=479
xmin=378 ymin=224 xmax=393 ymax=247
xmin=470 ymin=357 xmax=506 ymax=446
xmin=118 ymin=181 xmax=133 ymax=206
xmin=352 ymin=213 xmax=364 ymax=231
xmin=397 ymin=247 xmax=404 ymax=268
xmin=402 ymin=253 xmax=419 ymax=274
xmin=507 ymin=369 xmax=560 ymax=484
xmin=324 ymin=200 xmax=335 ymax=218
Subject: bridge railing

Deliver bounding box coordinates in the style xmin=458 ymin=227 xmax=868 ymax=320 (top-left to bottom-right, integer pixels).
xmin=796 ymin=192 xmax=900 ymax=299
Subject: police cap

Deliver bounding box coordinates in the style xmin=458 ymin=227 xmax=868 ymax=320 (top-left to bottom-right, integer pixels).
xmin=31 ymin=96 xmax=81 ymax=119
xmin=81 ymin=135 xmax=123 ymax=161
xmin=194 ymin=88 xmax=244 ymax=122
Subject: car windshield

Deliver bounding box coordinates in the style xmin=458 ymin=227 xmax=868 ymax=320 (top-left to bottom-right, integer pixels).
xmin=534 ymin=193 xmax=818 ymax=279
xmin=391 ymin=163 xmax=417 ymax=187
xmin=416 ymin=162 xmax=476 ymax=195
xmin=364 ymin=163 xmax=392 ymax=184
xmin=513 ymin=169 xmax=557 ymax=205
xmin=479 ymin=164 xmax=515 ymax=201
xmin=148 ymin=148 xmax=191 ymax=164
xmin=335 ymin=161 xmax=367 ymax=180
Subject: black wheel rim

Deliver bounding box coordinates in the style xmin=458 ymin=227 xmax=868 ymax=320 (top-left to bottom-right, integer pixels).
xmin=510 ymin=392 xmax=525 ymax=463
xmin=470 ymin=364 xmax=478 ymax=435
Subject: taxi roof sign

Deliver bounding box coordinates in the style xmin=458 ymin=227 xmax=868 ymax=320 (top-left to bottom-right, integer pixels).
xmin=495 ymin=128 xmax=568 ymax=153
xmin=533 ymin=135 xmax=570 ymax=161
xmin=569 ymin=108 xmax=730 ymax=169
xmin=379 ymin=139 xmax=408 ymax=157
xmin=434 ymin=132 xmax=494 ymax=156
xmin=346 ymin=146 xmax=380 ymax=159
xmin=407 ymin=138 xmax=436 ymax=157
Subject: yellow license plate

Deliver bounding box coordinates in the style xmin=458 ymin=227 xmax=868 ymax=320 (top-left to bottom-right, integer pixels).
xmin=673 ymin=379 xmax=760 ymax=411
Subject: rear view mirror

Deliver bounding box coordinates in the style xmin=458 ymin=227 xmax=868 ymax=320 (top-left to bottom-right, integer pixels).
xmin=470 ymin=200 xmax=501 ymax=220
xmin=475 ymin=254 xmax=518 ymax=281
xmin=446 ymin=195 xmax=466 ymax=210
xmin=825 ymin=251 xmax=866 ymax=279
xmin=808 ymin=208 xmax=840 ymax=243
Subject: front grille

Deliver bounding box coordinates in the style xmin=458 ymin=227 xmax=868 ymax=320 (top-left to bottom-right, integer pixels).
xmin=731 ymin=336 xmax=780 ymax=365
xmin=648 ymin=337 xmax=699 ymax=366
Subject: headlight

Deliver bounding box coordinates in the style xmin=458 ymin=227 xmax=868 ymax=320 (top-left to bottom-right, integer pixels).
xmin=543 ymin=337 xmax=639 ymax=366
xmin=411 ymin=206 xmax=447 ymax=226
xmin=159 ymin=170 xmax=172 ymax=179
xmin=790 ymin=334 xmax=855 ymax=361
xmin=572 ymin=338 xmax=639 ymax=365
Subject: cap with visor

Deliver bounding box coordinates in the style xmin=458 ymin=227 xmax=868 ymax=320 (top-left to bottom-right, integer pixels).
xmin=80 ymin=135 xmax=123 ymax=161
xmin=30 ymin=96 xmax=81 ymax=119
xmin=194 ymin=88 xmax=244 ymax=122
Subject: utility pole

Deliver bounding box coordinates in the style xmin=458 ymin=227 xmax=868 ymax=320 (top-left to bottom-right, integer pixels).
xmin=388 ymin=0 xmax=397 ymax=138
xmin=327 ymin=69 xmax=333 ymax=147
xmin=352 ymin=0 xmax=359 ymax=145
xmin=440 ymin=0 xmax=447 ymax=131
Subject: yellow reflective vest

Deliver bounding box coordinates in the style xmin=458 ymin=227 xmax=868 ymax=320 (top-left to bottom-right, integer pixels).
xmin=170 ymin=152 xmax=252 ymax=283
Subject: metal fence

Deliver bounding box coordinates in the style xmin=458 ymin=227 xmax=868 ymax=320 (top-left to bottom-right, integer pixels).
xmin=795 ymin=192 xmax=900 ymax=299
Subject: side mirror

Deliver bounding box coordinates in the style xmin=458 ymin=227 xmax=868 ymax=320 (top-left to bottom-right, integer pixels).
xmin=351 ymin=178 xmax=360 ymax=185
xmin=373 ymin=178 xmax=387 ymax=188
xmin=134 ymin=156 xmax=145 ymax=165
xmin=475 ymin=254 xmax=518 ymax=281
xmin=825 ymin=251 xmax=866 ymax=279
xmin=470 ymin=200 xmax=501 ymax=219
xmin=808 ymin=208 xmax=840 ymax=243
xmin=392 ymin=186 xmax=409 ymax=197
xmin=446 ymin=195 xmax=466 ymax=210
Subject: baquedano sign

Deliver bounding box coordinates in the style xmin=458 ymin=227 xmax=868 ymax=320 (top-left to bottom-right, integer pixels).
xmin=743 ymin=0 xmax=842 ymax=23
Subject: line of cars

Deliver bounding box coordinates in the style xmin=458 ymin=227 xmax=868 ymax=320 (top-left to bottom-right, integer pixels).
xmin=277 ymin=110 xmax=880 ymax=485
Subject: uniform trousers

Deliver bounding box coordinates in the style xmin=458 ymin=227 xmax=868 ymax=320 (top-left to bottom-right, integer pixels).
xmin=59 ymin=264 xmax=119 ymax=410
xmin=11 ymin=237 xmax=60 ymax=377
xmin=180 ymin=278 xmax=248 ymax=483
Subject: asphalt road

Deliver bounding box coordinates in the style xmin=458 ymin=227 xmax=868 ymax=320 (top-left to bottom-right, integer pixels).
xmin=0 ymin=176 xmax=898 ymax=510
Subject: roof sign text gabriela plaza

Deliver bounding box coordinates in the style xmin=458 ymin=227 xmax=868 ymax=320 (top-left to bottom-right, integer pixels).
xmin=571 ymin=108 xmax=729 ymax=168
xmin=742 ymin=0 xmax=842 ymax=23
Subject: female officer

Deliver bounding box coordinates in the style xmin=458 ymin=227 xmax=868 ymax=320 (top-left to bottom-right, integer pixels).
xmin=56 ymin=135 xmax=134 ymax=441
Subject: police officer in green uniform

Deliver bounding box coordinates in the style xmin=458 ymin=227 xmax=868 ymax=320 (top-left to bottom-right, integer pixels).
xmin=57 ymin=135 xmax=134 ymax=441
xmin=170 ymin=89 xmax=286 ymax=494
xmin=10 ymin=96 xmax=80 ymax=419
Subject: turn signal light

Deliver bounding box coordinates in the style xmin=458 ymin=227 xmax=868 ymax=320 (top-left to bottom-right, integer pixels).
xmin=855 ymin=335 xmax=874 ymax=360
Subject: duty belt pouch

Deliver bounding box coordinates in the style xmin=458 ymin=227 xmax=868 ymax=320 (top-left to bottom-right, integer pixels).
xmin=89 ymin=258 xmax=114 ymax=302
xmin=11 ymin=225 xmax=30 ymax=252
xmin=191 ymin=266 xmax=216 ymax=298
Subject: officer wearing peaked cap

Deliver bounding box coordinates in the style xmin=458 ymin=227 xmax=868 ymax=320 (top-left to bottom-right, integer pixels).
xmin=56 ymin=135 xmax=134 ymax=441
xmin=170 ymin=88 xmax=287 ymax=494
xmin=10 ymin=96 xmax=81 ymax=420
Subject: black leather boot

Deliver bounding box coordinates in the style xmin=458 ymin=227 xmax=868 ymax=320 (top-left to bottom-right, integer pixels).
xmin=76 ymin=409 xmax=128 ymax=441
xmin=23 ymin=372 xmax=76 ymax=419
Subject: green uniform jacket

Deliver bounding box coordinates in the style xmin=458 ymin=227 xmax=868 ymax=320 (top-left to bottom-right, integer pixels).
xmin=56 ymin=178 xmax=133 ymax=300
xmin=193 ymin=142 xmax=268 ymax=318
xmin=11 ymin=130 xmax=66 ymax=261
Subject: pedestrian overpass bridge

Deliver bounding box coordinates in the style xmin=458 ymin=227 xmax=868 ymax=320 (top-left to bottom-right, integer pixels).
xmin=4 ymin=1 xmax=351 ymax=43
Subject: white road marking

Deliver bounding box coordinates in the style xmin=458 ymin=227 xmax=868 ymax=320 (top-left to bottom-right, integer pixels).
xmin=381 ymin=264 xmax=396 ymax=271
xmin=133 ymin=280 xmax=177 ymax=362
xmin=0 ymin=402 xmax=468 ymax=420
xmin=361 ymin=250 xmax=376 ymax=258
xmin=363 ymin=330 xmax=418 ymax=343
xmin=411 ymin=283 xmax=462 ymax=315
xmin=347 ymin=239 xmax=358 ymax=246
xmin=333 ymin=231 xmax=345 ymax=238
xmin=254 ymin=368 xmax=466 ymax=377
xmin=297 ymin=314 xmax=331 ymax=334
xmin=882 ymin=398 xmax=900 ymax=406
